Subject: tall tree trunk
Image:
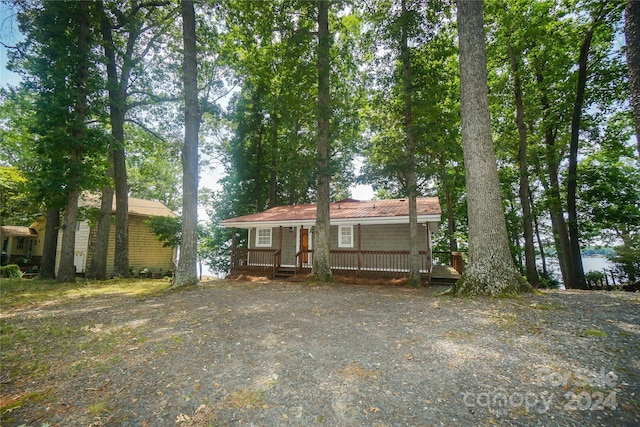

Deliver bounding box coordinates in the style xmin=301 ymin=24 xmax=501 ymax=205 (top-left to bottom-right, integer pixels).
xmin=39 ymin=208 xmax=59 ymax=279
xmin=312 ymin=0 xmax=332 ymax=282
xmin=440 ymin=156 xmax=457 ymax=252
xmin=529 ymin=188 xmax=547 ymax=276
xmin=269 ymin=118 xmax=278 ymax=208
xmin=401 ymin=0 xmax=421 ymax=287
xmin=112 ymin=128 xmax=129 ymax=277
xmin=626 ymin=0 xmax=640 ymax=158
xmin=98 ymin=0 xmax=135 ymax=278
xmin=567 ymin=21 xmax=596 ymax=290
xmin=58 ymin=1 xmax=90 ymax=283
xmin=174 ymin=0 xmax=200 ymax=287
xmin=509 ymin=43 xmax=539 ymax=286
xmin=454 ymin=0 xmax=530 ymax=296
xmin=90 ymin=2 xmax=120 ymax=280
xmin=88 ymin=155 xmax=114 ymax=280
xmin=535 ymin=69 xmax=574 ymax=287
xmin=255 ymin=124 xmax=263 ymax=210
xmin=57 ymin=189 xmax=80 ymax=282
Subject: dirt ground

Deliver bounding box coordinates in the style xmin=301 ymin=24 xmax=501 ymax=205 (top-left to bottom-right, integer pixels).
xmin=1 ymin=278 xmax=639 ymax=426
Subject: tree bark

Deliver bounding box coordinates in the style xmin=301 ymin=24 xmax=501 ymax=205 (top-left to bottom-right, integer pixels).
xmin=39 ymin=208 xmax=59 ymax=279
xmin=454 ymin=0 xmax=530 ymax=296
xmin=174 ymin=0 xmax=199 ymax=287
xmin=401 ymin=0 xmax=421 ymax=287
xmin=509 ymin=43 xmax=539 ymax=287
xmin=58 ymin=1 xmax=90 ymax=283
xmin=529 ymin=188 xmax=547 ymax=276
xmin=312 ymin=0 xmax=333 ymax=282
xmin=626 ymin=0 xmax=640 ymax=158
xmin=98 ymin=0 xmax=138 ymax=278
xmin=112 ymin=122 xmax=129 ymax=277
xmin=534 ymin=69 xmax=574 ymax=287
xmin=88 ymin=164 xmax=114 ymax=280
xmin=566 ymin=21 xmax=596 ymax=290
xmin=57 ymin=189 xmax=80 ymax=282
xmin=440 ymin=156 xmax=457 ymax=252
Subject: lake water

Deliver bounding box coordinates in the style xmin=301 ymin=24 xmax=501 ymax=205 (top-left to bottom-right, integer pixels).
xmin=200 ymin=256 xmax=616 ymax=283
xmin=582 ymin=256 xmax=615 ymax=273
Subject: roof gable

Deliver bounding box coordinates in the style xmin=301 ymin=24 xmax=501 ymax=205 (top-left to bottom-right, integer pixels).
xmin=221 ymin=198 xmax=441 ymax=228
xmin=80 ymin=194 xmax=176 ymax=217
xmin=0 ymin=225 xmax=37 ymax=237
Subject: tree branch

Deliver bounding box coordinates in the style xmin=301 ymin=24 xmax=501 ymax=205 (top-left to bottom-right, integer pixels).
xmin=124 ymin=118 xmax=169 ymax=143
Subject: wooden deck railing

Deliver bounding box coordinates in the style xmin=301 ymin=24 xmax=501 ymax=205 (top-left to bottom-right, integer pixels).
xmin=296 ymin=249 xmax=433 ymax=276
xmin=230 ymin=248 xmax=281 ymax=277
xmin=230 ymin=248 xmax=464 ymax=278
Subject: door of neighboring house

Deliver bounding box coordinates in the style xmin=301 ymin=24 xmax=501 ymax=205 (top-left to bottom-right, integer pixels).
xmin=74 ymin=251 xmax=85 ymax=273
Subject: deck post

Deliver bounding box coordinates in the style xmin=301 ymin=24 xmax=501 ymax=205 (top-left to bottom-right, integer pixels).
xmin=279 ymin=226 xmax=283 ymax=273
xmin=357 ymin=224 xmax=362 ymax=275
xmin=425 ymin=223 xmax=431 ymax=285
xmin=230 ymin=227 xmax=236 ymax=272
xmin=299 ymin=225 xmax=304 ymax=271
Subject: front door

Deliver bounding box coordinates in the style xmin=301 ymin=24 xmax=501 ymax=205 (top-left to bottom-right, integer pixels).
xmin=301 ymin=228 xmax=309 ymax=264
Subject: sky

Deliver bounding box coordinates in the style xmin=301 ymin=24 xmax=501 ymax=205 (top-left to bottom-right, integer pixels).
xmin=0 ymin=4 xmax=22 ymax=88
xmin=0 ymin=3 xmax=374 ymax=205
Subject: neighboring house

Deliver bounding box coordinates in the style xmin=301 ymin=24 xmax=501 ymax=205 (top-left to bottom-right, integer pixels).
xmin=0 ymin=225 xmax=39 ymax=266
xmin=29 ymin=195 xmax=177 ymax=277
xmin=221 ymin=198 xmax=460 ymax=283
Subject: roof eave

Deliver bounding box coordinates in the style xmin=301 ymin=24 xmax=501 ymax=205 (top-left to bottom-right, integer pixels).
xmin=221 ymin=214 xmax=441 ymax=229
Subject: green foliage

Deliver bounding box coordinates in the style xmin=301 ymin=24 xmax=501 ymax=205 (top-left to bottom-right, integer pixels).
xmin=609 ymin=235 xmax=640 ymax=283
xmin=0 ymin=166 xmax=31 ymax=226
xmin=577 ymin=148 xmax=640 ymax=243
xmin=7 ymin=1 xmax=110 ymax=212
xmin=1 ymin=264 xmax=22 ymax=278
xmin=585 ymin=270 xmax=606 ymax=282
xmin=145 ymin=216 xmax=182 ymax=248
xmin=537 ymin=270 xmax=561 ymax=289
xmin=126 ymin=125 xmax=182 ymax=212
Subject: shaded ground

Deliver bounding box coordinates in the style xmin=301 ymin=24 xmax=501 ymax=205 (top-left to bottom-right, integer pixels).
xmin=1 ymin=279 xmax=639 ymax=426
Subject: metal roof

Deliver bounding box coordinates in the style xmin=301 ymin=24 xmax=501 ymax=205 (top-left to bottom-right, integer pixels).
xmin=221 ymin=198 xmax=441 ymax=228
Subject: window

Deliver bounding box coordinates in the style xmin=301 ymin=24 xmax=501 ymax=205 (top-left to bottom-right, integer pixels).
xmin=17 ymin=238 xmax=25 ymax=249
xmin=256 ymin=228 xmax=272 ymax=247
xmin=338 ymin=225 xmax=353 ymax=248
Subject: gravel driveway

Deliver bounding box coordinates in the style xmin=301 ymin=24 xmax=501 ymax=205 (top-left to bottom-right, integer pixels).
xmin=2 ymin=280 xmax=639 ymax=426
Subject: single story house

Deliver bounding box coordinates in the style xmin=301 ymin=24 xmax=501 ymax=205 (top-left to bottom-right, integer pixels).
xmin=1 ymin=225 xmax=39 ymax=266
xmin=28 ymin=195 xmax=177 ymax=277
xmin=221 ymin=197 xmax=459 ymax=282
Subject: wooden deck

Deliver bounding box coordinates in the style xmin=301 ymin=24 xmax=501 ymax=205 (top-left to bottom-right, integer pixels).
xmin=230 ymin=248 xmax=463 ymax=285
xmin=430 ymin=265 xmax=461 ymax=285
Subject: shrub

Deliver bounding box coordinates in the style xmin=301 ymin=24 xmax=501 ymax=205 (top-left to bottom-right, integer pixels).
xmin=1 ymin=264 xmax=23 ymax=278
xmin=537 ymin=270 xmax=561 ymax=289
xmin=14 ymin=257 xmax=29 ymax=266
xmin=609 ymin=236 xmax=640 ymax=283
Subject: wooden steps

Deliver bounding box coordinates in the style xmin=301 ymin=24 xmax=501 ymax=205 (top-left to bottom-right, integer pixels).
xmin=274 ymin=267 xmax=297 ymax=279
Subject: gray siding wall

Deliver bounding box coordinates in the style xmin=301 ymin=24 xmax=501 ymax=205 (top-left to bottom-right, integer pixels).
xmin=248 ymin=223 xmax=431 ymax=269
xmin=330 ymin=223 xmax=428 ymax=251
xmin=249 ymin=226 xmax=298 ymax=266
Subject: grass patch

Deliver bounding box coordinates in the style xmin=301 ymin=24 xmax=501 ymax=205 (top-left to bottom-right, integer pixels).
xmin=87 ymin=398 xmax=109 ymax=416
xmin=489 ymin=312 xmax=519 ymax=329
xmin=583 ymin=328 xmax=607 ymax=337
xmin=223 ymin=389 xmax=265 ymax=409
xmin=0 ymin=390 xmax=51 ymax=424
xmin=0 ymin=278 xmax=171 ymax=310
xmin=443 ymin=329 xmax=474 ymax=341
xmin=338 ymin=361 xmax=381 ymax=380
